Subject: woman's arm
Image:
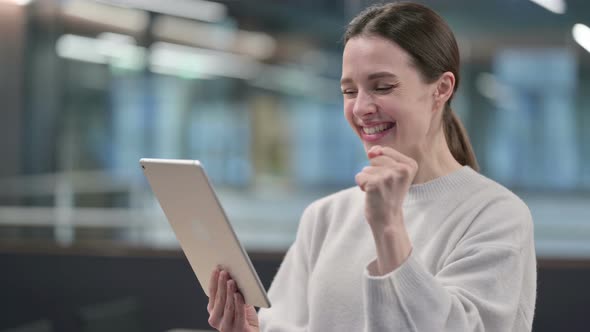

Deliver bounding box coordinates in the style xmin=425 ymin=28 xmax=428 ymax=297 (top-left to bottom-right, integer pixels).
xmin=356 ymin=145 xmax=535 ymax=331
xmin=354 ymin=145 xmax=417 ymax=275
xmin=362 ymin=200 xmax=535 ymax=331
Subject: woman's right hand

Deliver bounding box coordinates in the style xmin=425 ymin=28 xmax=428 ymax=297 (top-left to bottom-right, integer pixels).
xmin=207 ymin=268 xmax=260 ymax=332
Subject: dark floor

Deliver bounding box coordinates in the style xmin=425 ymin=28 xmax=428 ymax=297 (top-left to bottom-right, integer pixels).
xmin=0 ymin=245 xmax=589 ymax=332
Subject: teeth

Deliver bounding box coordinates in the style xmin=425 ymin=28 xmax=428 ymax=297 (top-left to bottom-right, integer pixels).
xmin=362 ymin=123 xmax=394 ymax=135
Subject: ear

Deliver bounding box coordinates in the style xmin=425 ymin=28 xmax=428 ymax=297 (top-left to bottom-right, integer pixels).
xmin=432 ymin=71 xmax=455 ymax=111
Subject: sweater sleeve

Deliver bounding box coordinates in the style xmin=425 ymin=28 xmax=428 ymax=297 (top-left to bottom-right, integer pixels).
xmin=362 ymin=196 xmax=536 ymax=332
xmin=258 ymin=204 xmax=316 ymax=332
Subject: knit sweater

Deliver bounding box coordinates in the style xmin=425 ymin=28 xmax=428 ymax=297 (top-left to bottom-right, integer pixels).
xmin=258 ymin=166 xmax=536 ymax=332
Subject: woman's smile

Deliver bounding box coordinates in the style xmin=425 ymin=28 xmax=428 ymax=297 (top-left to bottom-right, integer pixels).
xmin=358 ymin=121 xmax=396 ymax=142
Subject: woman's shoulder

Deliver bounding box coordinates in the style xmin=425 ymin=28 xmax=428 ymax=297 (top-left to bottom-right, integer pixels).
xmin=467 ymin=168 xmax=531 ymax=215
xmin=459 ymin=168 xmax=534 ymax=247
xmin=408 ymin=166 xmax=528 ymax=216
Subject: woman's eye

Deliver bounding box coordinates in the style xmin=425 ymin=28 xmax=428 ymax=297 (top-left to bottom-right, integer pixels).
xmin=342 ymin=89 xmax=357 ymax=96
xmin=375 ymin=85 xmax=394 ymax=92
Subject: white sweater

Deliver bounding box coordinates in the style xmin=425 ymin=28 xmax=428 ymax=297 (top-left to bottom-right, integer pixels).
xmin=258 ymin=166 xmax=536 ymax=331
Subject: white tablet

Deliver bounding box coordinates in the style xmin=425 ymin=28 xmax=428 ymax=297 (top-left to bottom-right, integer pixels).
xmin=140 ymin=158 xmax=271 ymax=308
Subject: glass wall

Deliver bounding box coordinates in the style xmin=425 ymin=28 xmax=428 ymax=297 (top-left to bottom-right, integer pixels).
xmin=1 ymin=0 xmax=589 ymax=257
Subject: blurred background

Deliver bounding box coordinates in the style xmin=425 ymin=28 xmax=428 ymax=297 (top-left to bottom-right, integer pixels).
xmin=0 ymin=0 xmax=589 ymax=331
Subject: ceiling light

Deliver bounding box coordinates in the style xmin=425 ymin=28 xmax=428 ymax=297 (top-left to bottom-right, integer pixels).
xmin=528 ymin=0 xmax=566 ymax=14
xmin=97 ymin=0 xmax=226 ymax=23
xmin=149 ymin=42 xmax=261 ymax=80
xmin=56 ymin=33 xmax=146 ymax=70
xmin=62 ymin=0 xmax=149 ymax=33
xmin=153 ymin=16 xmax=276 ymax=60
xmin=0 ymin=0 xmax=32 ymax=5
xmin=572 ymin=23 xmax=590 ymax=53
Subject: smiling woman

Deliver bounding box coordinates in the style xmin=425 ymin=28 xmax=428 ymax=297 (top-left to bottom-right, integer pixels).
xmin=341 ymin=12 xmax=478 ymax=178
xmin=206 ymin=2 xmax=536 ymax=332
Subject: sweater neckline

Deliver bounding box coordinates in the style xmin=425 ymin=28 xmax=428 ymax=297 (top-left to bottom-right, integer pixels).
xmin=405 ymin=166 xmax=476 ymax=204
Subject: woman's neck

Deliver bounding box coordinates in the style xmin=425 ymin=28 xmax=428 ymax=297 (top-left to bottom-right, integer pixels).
xmin=412 ymin=131 xmax=463 ymax=185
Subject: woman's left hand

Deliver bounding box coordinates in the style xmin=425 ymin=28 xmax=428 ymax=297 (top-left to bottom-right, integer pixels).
xmin=355 ymin=145 xmax=418 ymax=231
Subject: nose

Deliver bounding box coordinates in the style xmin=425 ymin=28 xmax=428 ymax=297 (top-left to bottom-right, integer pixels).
xmin=352 ymin=90 xmax=377 ymax=119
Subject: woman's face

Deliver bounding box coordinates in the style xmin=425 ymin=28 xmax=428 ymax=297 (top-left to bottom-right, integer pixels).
xmin=341 ymin=36 xmax=440 ymax=160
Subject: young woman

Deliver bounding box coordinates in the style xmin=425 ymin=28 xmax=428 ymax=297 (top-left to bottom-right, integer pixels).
xmin=207 ymin=2 xmax=536 ymax=331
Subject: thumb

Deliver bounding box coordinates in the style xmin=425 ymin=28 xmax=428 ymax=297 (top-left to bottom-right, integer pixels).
xmin=367 ymin=145 xmax=383 ymax=159
xmin=245 ymin=304 xmax=259 ymax=327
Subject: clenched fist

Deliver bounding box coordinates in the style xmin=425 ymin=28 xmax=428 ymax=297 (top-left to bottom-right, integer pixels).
xmin=355 ymin=145 xmax=418 ymax=230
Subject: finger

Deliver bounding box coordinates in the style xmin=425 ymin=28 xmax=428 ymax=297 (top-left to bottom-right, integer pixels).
xmin=379 ymin=146 xmax=417 ymax=166
xmin=234 ymin=291 xmax=245 ymax=325
xmin=216 ymin=270 xmax=228 ymax=307
xmin=220 ymin=280 xmax=236 ymax=331
xmin=368 ymin=155 xmax=417 ymax=178
xmin=209 ymin=270 xmax=228 ymax=327
xmin=357 ymin=166 xmax=385 ymax=188
xmin=368 ymin=155 xmax=400 ymax=167
xmin=207 ymin=268 xmax=219 ymax=313
xmin=355 ymin=171 xmax=379 ymax=192
xmin=364 ymin=162 xmax=414 ymax=184
xmin=367 ymin=145 xmax=383 ymax=159
xmin=355 ymin=171 xmax=368 ymax=191
xmin=360 ymin=165 xmax=382 ymax=175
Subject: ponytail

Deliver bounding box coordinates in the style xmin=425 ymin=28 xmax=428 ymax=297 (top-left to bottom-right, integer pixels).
xmin=443 ymin=106 xmax=479 ymax=172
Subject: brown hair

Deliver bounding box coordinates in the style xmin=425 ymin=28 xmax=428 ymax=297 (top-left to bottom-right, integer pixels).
xmin=344 ymin=2 xmax=479 ymax=171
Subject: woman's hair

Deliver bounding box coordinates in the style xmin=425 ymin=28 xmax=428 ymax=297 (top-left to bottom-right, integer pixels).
xmin=344 ymin=2 xmax=479 ymax=171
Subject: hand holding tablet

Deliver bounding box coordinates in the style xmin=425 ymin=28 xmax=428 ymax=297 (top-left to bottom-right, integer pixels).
xmin=140 ymin=158 xmax=271 ymax=309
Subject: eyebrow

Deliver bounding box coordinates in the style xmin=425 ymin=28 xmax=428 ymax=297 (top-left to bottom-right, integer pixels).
xmin=340 ymin=71 xmax=398 ymax=85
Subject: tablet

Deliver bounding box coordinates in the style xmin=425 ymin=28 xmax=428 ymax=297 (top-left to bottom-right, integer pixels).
xmin=140 ymin=158 xmax=271 ymax=308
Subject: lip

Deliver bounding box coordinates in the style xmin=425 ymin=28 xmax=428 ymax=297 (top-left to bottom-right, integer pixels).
xmin=358 ymin=122 xmax=396 ymax=142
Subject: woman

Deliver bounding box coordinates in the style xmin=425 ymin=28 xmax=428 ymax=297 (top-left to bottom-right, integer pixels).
xmin=207 ymin=2 xmax=537 ymax=331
